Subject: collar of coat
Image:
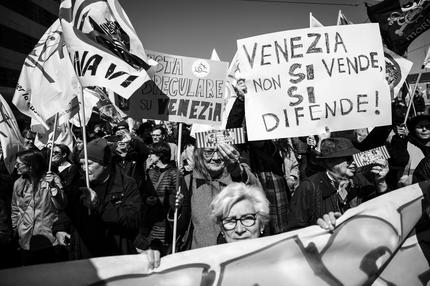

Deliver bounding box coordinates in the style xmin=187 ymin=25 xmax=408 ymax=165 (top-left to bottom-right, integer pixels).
xmin=193 ymin=169 xmax=232 ymax=189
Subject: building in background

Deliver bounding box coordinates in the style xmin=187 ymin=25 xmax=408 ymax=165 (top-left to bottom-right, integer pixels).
xmin=0 ymin=0 xmax=58 ymax=126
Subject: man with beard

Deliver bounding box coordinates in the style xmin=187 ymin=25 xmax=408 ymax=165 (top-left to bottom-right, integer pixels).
xmin=288 ymin=138 xmax=389 ymax=230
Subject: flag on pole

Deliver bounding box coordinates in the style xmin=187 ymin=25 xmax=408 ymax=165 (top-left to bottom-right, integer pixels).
xmin=59 ymin=0 xmax=153 ymax=100
xmin=423 ymin=46 xmax=430 ymax=69
xmin=309 ymin=12 xmax=324 ymax=27
xmin=384 ymin=47 xmax=413 ymax=99
xmin=336 ymin=10 xmax=353 ymax=25
xmin=34 ymin=119 xmax=74 ymax=152
xmin=12 ymin=19 xmax=81 ymax=131
xmin=367 ymin=0 xmax=430 ymax=55
xmin=0 ymin=94 xmax=24 ymax=174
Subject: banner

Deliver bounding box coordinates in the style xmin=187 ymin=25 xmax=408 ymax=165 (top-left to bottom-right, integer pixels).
xmin=367 ymin=0 xmax=430 ymax=55
xmin=237 ymin=23 xmax=391 ymax=140
xmin=1 ymin=182 xmax=429 ymax=285
xmin=59 ymin=0 xmax=152 ymax=100
xmin=113 ymin=50 xmax=229 ymax=125
xmin=0 ymin=94 xmax=24 ymax=174
xmin=34 ymin=120 xmax=74 ymax=152
xmin=12 ymin=19 xmax=80 ymax=130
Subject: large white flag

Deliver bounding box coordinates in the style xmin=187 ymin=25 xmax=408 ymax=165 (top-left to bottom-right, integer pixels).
xmin=0 ymin=94 xmax=24 ymax=174
xmin=59 ymin=0 xmax=152 ymax=100
xmin=12 ymin=19 xmax=81 ymax=131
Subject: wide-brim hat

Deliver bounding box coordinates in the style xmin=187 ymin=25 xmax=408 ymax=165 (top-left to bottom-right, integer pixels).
xmin=407 ymin=115 xmax=430 ymax=132
xmin=316 ymin=137 xmax=360 ymax=159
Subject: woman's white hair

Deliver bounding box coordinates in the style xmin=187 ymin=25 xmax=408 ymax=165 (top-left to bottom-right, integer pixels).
xmin=210 ymin=182 xmax=270 ymax=226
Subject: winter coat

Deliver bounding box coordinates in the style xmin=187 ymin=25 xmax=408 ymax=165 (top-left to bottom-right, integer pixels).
xmin=11 ymin=174 xmax=64 ymax=250
xmin=191 ymin=163 xmax=260 ymax=249
xmin=53 ymin=168 xmax=141 ymax=259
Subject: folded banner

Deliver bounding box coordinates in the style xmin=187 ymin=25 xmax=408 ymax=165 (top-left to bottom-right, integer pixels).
xmin=0 ymin=94 xmax=24 ymax=174
xmin=12 ymin=19 xmax=80 ymax=130
xmin=115 ymin=50 xmax=229 ymax=125
xmin=367 ymin=0 xmax=430 ymax=56
xmin=195 ymin=127 xmax=246 ymax=148
xmin=238 ymin=23 xmax=391 ymax=140
xmin=353 ymin=145 xmax=390 ymax=167
xmin=59 ymin=0 xmax=152 ymax=100
xmin=1 ymin=182 xmax=429 ymax=286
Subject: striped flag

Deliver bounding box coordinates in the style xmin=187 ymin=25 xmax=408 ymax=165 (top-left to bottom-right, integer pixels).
xmin=59 ymin=0 xmax=153 ymax=100
xmin=0 ymin=94 xmax=24 ymax=174
xmin=195 ymin=127 xmax=245 ymax=148
xmin=353 ymin=145 xmax=390 ymax=167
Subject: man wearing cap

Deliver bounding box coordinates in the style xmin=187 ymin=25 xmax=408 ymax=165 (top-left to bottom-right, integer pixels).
xmin=288 ymin=137 xmax=389 ymax=230
xmin=53 ymin=138 xmax=141 ymax=259
xmin=111 ymin=120 xmax=148 ymax=191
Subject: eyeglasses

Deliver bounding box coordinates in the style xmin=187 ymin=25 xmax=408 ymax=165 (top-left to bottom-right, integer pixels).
xmin=151 ymin=133 xmax=162 ymax=137
xmin=52 ymin=151 xmax=62 ymax=155
xmin=221 ymin=213 xmax=258 ymax=231
xmin=15 ymin=161 xmax=26 ymax=167
xmin=202 ymin=149 xmax=220 ymax=159
xmin=416 ymin=124 xmax=430 ymax=130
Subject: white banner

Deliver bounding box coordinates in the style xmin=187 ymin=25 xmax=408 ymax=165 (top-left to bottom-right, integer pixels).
xmin=1 ymin=182 xmax=429 ymax=285
xmin=237 ymin=23 xmax=391 ymax=140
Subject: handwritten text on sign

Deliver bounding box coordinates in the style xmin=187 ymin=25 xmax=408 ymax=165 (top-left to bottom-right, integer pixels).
xmin=237 ymin=23 xmax=391 ymax=140
xmin=122 ymin=51 xmax=228 ymax=125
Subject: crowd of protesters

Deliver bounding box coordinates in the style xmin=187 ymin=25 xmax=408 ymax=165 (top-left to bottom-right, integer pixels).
xmin=0 ymin=84 xmax=430 ymax=270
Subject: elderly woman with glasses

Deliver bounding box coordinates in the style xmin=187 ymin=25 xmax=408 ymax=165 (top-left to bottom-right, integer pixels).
xmin=211 ymin=183 xmax=269 ymax=243
xmin=190 ymin=143 xmax=261 ymax=249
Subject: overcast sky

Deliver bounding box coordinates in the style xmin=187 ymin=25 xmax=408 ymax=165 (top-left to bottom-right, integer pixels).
xmin=120 ymin=0 xmax=429 ymax=74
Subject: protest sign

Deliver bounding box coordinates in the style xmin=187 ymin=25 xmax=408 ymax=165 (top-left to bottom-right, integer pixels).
xmin=1 ymin=182 xmax=429 ymax=286
xmin=115 ymin=50 xmax=229 ymax=125
xmin=195 ymin=127 xmax=245 ymax=148
xmin=237 ymin=23 xmax=391 ymax=140
xmin=353 ymin=145 xmax=390 ymax=167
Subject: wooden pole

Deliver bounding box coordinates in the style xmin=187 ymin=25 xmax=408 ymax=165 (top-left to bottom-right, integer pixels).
xmin=403 ymin=70 xmax=424 ymax=125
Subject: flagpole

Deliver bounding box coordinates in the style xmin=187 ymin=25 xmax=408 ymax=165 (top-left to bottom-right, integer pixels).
xmin=403 ymin=70 xmax=424 ymax=125
xmin=172 ymin=122 xmax=183 ymax=254
xmin=47 ymin=113 xmax=59 ymax=172
xmin=79 ymin=88 xmax=91 ymax=189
